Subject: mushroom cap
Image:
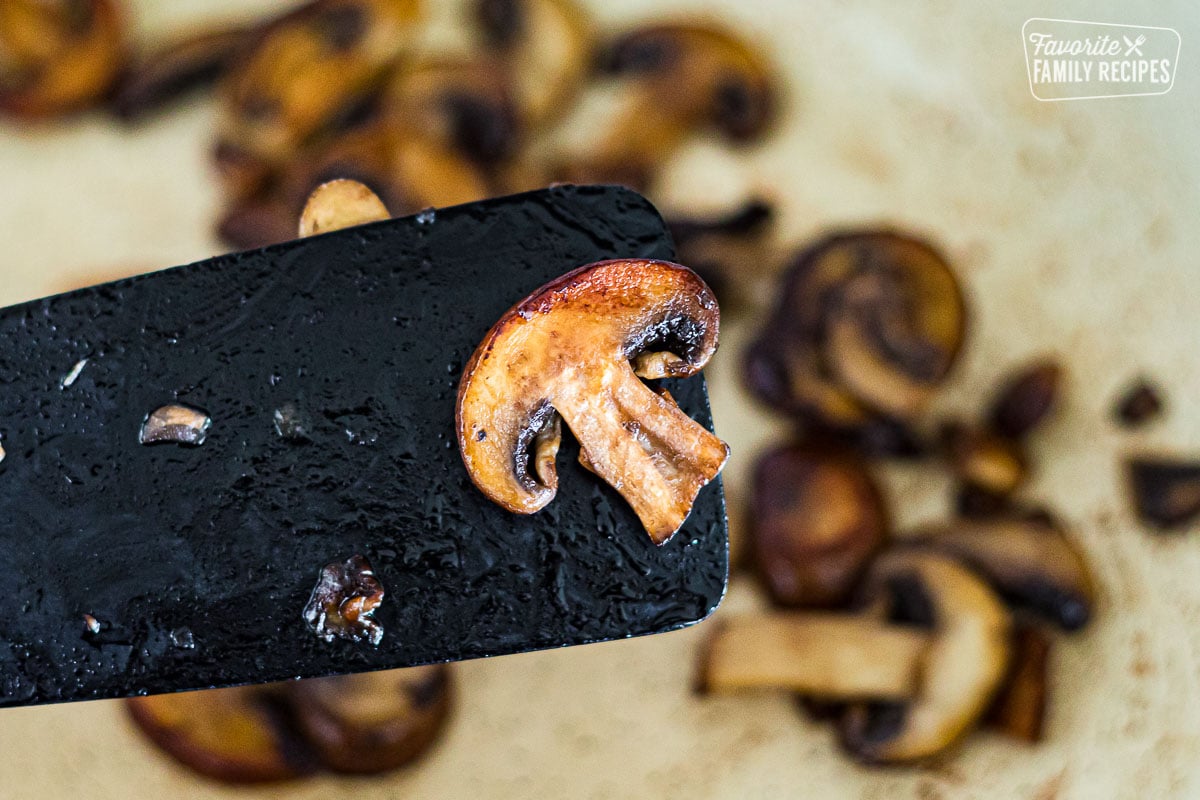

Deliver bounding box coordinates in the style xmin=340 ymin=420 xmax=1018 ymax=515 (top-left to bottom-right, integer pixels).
xmin=913 ymin=517 xmax=1096 ymax=631
xmin=0 ymin=0 xmax=126 ymax=118
xmin=456 ymin=258 xmax=728 ymax=543
xmin=750 ymin=444 xmax=889 ymax=607
xmin=840 ymin=550 xmax=1011 ymax=763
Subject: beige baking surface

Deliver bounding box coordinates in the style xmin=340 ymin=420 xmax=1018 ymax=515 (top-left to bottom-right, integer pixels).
xmin=1 ymin=1 xmax=1198 ymax=798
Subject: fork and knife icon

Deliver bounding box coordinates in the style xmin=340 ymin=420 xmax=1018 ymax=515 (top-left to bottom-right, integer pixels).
xmin=1123 ymin=34 xmax=1146 ymax=56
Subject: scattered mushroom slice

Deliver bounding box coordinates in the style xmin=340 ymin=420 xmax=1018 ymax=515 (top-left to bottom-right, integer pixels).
xmin=911 ymin=517 xmax=1095 ymax=632
xmin=470 ymin=0 xmax=592 ymax=126
xmin=298 ymin=178 xmax=390 ymax=237
xmin=821 ymin=232 xmax=966 ymax=418
xmin=1115 ymin=379 xmax=1164 ymax=428
xmin=214 ymin=0 xmax=423 ymax=185
xmin=1126 ymin=457 xmax=1200 ymax=530
xmin=112 ymin=24 xmax=253 ymax=120
xmin=940 ymin=420 xmax=1028 ymax=498
xmin=665 ymin=199 xmax=775 ymax=307
xmin=139 ymin=404 xmax=212 ymax=446
xmin=456 ymin=259 xmax=729 ymax=544
xmin=986 ymin=359 xmax=1063 ymax=440
xmin=384 ymin=57 xmax=521 ymax=167
xmin=750 ymin=445 xmax=888 ymax=608
xmin=986 ymin=624 xmax=1051 ymax=743
xmin=564 ymin=22 xmax=774 ymax=187
xmin=696 ymin=614 xmax=928 ymax=700
xmin=0 ymin=0 xmax=126 ymax=118
xmin=127 ymin=684 xmax=314 ymax=784
xmin=287 ymin=666 xmax=453 ymax=775
xmin=839 ymin=551 xmax=1011 ymax=764
xmin=742 ymin=336 xmax=873 ymax=429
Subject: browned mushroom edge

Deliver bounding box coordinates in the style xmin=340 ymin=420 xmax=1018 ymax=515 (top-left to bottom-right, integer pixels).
xmin=1126 ymin=456 xmax=1200 ymax=531
xmin=909 ymin=517 xmax=1096 ymax=632
xmin=985 ymin=623 xmax=1051 ymax=743
xmin=560 ymin=21 xmax=775 ymax=189
xmin=750 ymin=444 xmax=889 ymax=608
xmin=1114 ymin=379 xmax=1165 ymax=428
xmin=456 ymin=258 xmax=729 ymax=544
xmin=0 ymin=0 xmax=126 ymax=118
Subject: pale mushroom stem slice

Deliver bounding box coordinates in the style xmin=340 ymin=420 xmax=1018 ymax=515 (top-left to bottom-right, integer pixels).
xmin=698 ymin=614 xmax=928 ymax=700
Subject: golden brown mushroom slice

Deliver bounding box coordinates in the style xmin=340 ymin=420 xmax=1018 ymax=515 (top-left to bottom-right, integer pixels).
xmin=911 ymin=516 xmax=1096 ymax=632
xmin=0 ymin=0 xmax=125 ymax=118
xmin=986 ymin=623 xmax=1051 ymax=743
xmin=696 ymin=550 xmax=1011 ymax=760
xmin=939 ymin=419 xmax=1028 ymax=498
xmin=456 ymin=258 xmax=729 ymax=544
xmin=127 ymin=685 xmax=314 ymax=784
xmin=213 ymin=0 xmax=423 ymax=192
xmin=838 ymin=551 xmax=1011 ymax=764
xmin=820 ymin=232 xmax=966 ymax=419
xmin=287 ymin=665 xmax=453 ymax=775
xmin=750 ymin=444 xmax=888 ymax=608
xmin=471 ymin=0 xmax=592 ymax=126
xmin=564 ymin=21 xmax=775 ymax=188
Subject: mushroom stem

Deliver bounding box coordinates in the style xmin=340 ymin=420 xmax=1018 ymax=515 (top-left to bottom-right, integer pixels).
xmin=555 ymin=362 xmax=728 ymax=543
xmin=699 ymin=614 xmax=929 ymax=700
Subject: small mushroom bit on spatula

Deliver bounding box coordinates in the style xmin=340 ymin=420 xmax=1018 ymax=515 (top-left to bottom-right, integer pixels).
xmin=456 ymin=258 xmax=730 ymax=544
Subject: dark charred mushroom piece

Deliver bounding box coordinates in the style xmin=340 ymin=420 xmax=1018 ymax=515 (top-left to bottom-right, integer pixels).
xmin=1115 ymin=380 xmax=1164 ymax=428
xmin=470 ymin=0 xmax=591 ymax=126
xmin=940 ymin=419 xmax=1028 ymax=498
xmin=839 ymin=551 xmax=1011 ymax=764
xmin=112 ymin=24 xmax=252 ymax=120
xmin=986 ymin=624 xmax=1051 ymax=742
xmin=0 ymin=0 xmax=126 ymax=118
xmin=303 ymin=554 xmax=386 ymax=646
xmin=986 ymin=359 xmax=1063 ymax=439
xmin=910 ymin=517 xmax=1096 ymax=632
xmin=1127 ymin=457 xmax=1200 ymax=530
xmin=750 ymin=444 xmax=888 ymax=608
xmin=564 ymin=22 xmax=774 ymax=188
xmin=287 ymin=666 xmax=453 ymax=774
xmin=456 ymin=259 xmax=729 ymax=544
xmin=214 ymin=0 xmax=423 ymax=187
xmin=127 ymin=684 xmax=315 ymax=784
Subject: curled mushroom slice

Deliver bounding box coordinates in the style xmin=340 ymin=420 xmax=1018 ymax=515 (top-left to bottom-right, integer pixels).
xmin=214 ymin=0 xmax=423 ymax=187
xmin=303 ymin=554 xmax=385 ymax=646
xmin=750 ymin=445 xmax=888 ymax=608
xmin=1126 ymin=457 xmax=1200 ymax=531
xmin=140 ymin=404 xmax=212 ymax=446
xmin=127 ymin=685 xmax=314 ymax=784
xmin=986 ymin=359 xmax=1063 ymax=440
xmin=563 ymin=22 xmax=774 ymax=188
xmin=910 ymin=518 xmax=1095 ymax=632
xmin=821 ymin=232 xmax=966 ymax=419
xmin=384 ymin=58 xmax=522 ymax=167
xmin=0 ymin=0 xmax=125 ymax=118
xmin=457 ymin=259 xmax=729 ymax=544
xmin=470 ymin=0 xmax=591 ymax=126
xmin=287 ymin=666 xmax=453 ymax=774
xmin=839 ymin=551 xmax=1011 ymax=764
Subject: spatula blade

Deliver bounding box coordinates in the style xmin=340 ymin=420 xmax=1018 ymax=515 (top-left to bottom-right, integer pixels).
xmin=0 ymin=185 xmax=727 ymax=709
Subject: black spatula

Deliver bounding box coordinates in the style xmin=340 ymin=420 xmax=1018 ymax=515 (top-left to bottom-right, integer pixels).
xmin=0 ymin=184 xmax=728 ymax=709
